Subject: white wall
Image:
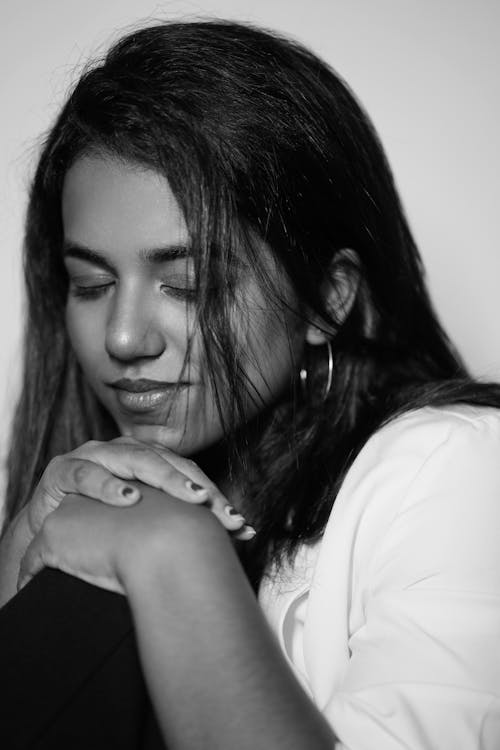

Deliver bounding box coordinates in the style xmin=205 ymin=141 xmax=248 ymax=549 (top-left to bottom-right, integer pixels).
xmin=1 ymin=0 xmax=499 ymax=498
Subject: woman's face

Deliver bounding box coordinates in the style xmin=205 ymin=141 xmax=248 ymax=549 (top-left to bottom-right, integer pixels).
xmin=62 ymin=154 xmax=305 ymax=455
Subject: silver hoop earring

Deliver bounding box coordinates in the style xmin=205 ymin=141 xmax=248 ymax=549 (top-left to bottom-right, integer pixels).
xmin=299 ymin=364 xmax=308 ymax=394
xmin=299 ymin=340 xmax=333 ymax=402
xmin=324 ymin=339 xmax=333 ymax=400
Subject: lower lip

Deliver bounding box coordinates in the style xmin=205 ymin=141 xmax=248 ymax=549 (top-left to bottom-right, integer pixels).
xmin=113 ymin=386 xmax=186 ymax=413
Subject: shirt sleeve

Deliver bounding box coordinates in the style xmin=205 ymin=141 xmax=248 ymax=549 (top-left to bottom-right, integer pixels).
xmin=325 ymin=414 xmax=500 ymax=750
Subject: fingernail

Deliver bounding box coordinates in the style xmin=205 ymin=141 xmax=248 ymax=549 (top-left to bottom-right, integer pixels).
xmin=224 ymin=505 xmax=245 ymax=521
xmin=239 ymin=525 xmax=257 ymax=539
xmin=121 ymin=486 xmax=140 ymax=498
xmin=186 ymin=480 xmax=208 ymax=495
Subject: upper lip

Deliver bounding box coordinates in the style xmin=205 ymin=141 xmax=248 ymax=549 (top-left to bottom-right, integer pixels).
xmin=108 ymin=378 xmax=189 ymax=392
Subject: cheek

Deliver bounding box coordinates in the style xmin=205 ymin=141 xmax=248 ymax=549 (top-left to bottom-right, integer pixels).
xmin=65 ymin=304 xmax=104 ymax=372
xmin=239 ymin=309 xmax=302 ymax=401
xmin=231 ymin=282 xmax=304 ymax=402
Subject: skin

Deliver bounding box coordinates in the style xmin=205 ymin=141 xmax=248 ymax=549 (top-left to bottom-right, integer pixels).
xmin=63 ymin=154 xmax=305 ymax=457
xmin=1 ymin=152 xmax=345 ymax=607
xmin=4 ymin=154 xmax=349 ymax=747
xmin=19 ymin=487 xmax=338 ymax=748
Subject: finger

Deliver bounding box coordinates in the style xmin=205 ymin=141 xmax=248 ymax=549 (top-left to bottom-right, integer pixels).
xmin=108 ymin=437 xmax=244 ymax=529
xmin=233 ymin=524 xmax=257 ymax=542
xmin=45 ymin=456 xmax=141 ymax=508
xmin=74 ymin=441 xmax=246 ymax=532
xmin=74 ymin=442 xmax=209 ymax=503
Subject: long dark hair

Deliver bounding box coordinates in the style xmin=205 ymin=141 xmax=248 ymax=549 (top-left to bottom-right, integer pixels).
xmin=5 ymin=20 xmax=500 ymax=588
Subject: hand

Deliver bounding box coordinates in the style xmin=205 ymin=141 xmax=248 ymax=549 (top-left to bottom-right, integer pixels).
xmin=18 ymin=484 xmax=227 ymax=595
xmin=24 ymin=436 xmax=255 ymax=545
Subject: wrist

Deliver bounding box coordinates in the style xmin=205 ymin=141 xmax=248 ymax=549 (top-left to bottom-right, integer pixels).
xmin=3 ymin=506 xmax=33 ymax=554
xmin=117 ymin=498 xmax=230 ymax=598
xmin=0 ymin=507 xmax=34 ymax=607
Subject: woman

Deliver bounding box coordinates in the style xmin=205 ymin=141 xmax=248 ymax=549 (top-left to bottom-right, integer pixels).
xmin=1 ymin=19 xmax=500 ymax=748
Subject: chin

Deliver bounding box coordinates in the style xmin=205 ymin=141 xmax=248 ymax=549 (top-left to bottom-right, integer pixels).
xmin=118 ymin=420 xmax=212 ymax=455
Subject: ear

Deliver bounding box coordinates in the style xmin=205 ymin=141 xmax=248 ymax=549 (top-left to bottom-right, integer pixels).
xmin=305 ymin=248 xmax=360 ymax=346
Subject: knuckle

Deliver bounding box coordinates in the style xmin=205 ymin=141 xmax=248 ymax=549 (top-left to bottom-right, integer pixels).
xmin=72 ymin=461 xmax=92 ymax=484
xmin=155 ymin=444 xmax=174 ymax=457
xmin=125 ymin=444 xmax=153 ymax=461
xmin=131 ymin=443 xmax=150 ymax=455
xmin=110 ymin=436 xmax=132 ymax=445
xmin=117 ymin=436 xmax=139 ymax=445
xmin=179 ymin=458 xmax=205 ymax=478
xmin=46 ymin=455 xmax=63 ymax=475
xmin=71 ymin=440 xmax=102 ymax=458
xmin=84 ymin=440 xmax=102 ymax=449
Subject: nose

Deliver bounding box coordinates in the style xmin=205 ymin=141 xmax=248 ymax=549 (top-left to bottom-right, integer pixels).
xmin=105 ymin=284 xmax=166 ymax=362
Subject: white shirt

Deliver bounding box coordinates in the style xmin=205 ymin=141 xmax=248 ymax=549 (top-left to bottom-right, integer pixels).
xmin=259 ymin=404 xmax=500 ymax=749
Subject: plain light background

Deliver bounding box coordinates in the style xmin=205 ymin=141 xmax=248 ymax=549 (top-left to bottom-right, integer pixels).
xmin=1 ymin=0 xmax=499 ymax=503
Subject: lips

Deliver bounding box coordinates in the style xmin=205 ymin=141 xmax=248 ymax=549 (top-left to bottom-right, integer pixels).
xmin=108 ymin=378 xmax=189 ymax=413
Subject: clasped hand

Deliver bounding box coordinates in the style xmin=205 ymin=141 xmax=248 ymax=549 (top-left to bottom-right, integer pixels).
xmin=16 ymin=437 xmax=253 ymax=595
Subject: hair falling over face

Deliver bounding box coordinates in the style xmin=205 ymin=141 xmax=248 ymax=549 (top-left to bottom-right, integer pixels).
xmin=5 ymin=19 xmax=500 ymax=590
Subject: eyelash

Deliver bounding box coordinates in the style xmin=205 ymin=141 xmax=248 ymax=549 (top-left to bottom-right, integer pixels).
xmin=69 ymin=284 xmax=111 ymax=300
xmin=165 ymin=286 xmax=197 ymax=301
xmin=69 ymin=282 xmax=197 ymax=302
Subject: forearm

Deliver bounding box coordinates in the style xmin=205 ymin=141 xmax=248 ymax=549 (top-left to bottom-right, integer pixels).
xmin=124 ymin=519 xmax=337 ymax=750
xmin=0 ymin=510 xmax=31 ymax=608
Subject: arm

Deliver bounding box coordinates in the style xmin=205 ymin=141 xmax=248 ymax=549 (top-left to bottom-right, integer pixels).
xmin=19 ymin=486 xmax=337 ymax=749
xmin=1 ymin=436 xmax=250 ymax=607
xmin=123 ymin=510 xmax=337 ymax=750
xmin=0 ymin=509 xmax=33 ymax=608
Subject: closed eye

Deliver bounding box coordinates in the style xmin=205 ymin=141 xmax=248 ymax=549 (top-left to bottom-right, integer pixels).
xmin=159 ymin=260 xmax=199 ymax=301
xmin=160 ymin=275 xmax=197 ymax=301
xmin=68 ymin=280 xmax=114 ymax=300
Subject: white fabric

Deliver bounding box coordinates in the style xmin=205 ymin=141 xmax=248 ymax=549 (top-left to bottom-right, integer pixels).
xmin=258 ymin=405 xmax=500 ymax=749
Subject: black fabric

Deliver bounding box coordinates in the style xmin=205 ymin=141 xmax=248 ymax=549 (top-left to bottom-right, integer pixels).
xmin=0 ymin=569 xmax=166 ymax=749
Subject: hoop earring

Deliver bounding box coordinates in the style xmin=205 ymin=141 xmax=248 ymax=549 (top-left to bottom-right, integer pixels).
xmin=299 ymin=363 xmax=308 ymax=394
xmin=299 ymin=340 xmax=333 ymax=402
xmin=324 ymin=339 xmax=333 ymax=400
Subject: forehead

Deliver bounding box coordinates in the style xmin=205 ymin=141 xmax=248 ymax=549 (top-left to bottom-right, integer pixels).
xmin=61 ymin=155 xmax=188 ymax=251
xmin=60 ymin=154 xmax=292 ymax=300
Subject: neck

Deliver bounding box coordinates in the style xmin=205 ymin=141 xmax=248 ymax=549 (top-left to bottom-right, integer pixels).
xmin=192 ymin=402 xmax=281 ymax=509
xmin=192 ymin=438 xmax=242 ymax=507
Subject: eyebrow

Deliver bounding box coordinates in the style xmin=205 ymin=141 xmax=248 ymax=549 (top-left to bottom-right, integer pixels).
xmin=62 ymin=241 xmax=190 ymax=273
